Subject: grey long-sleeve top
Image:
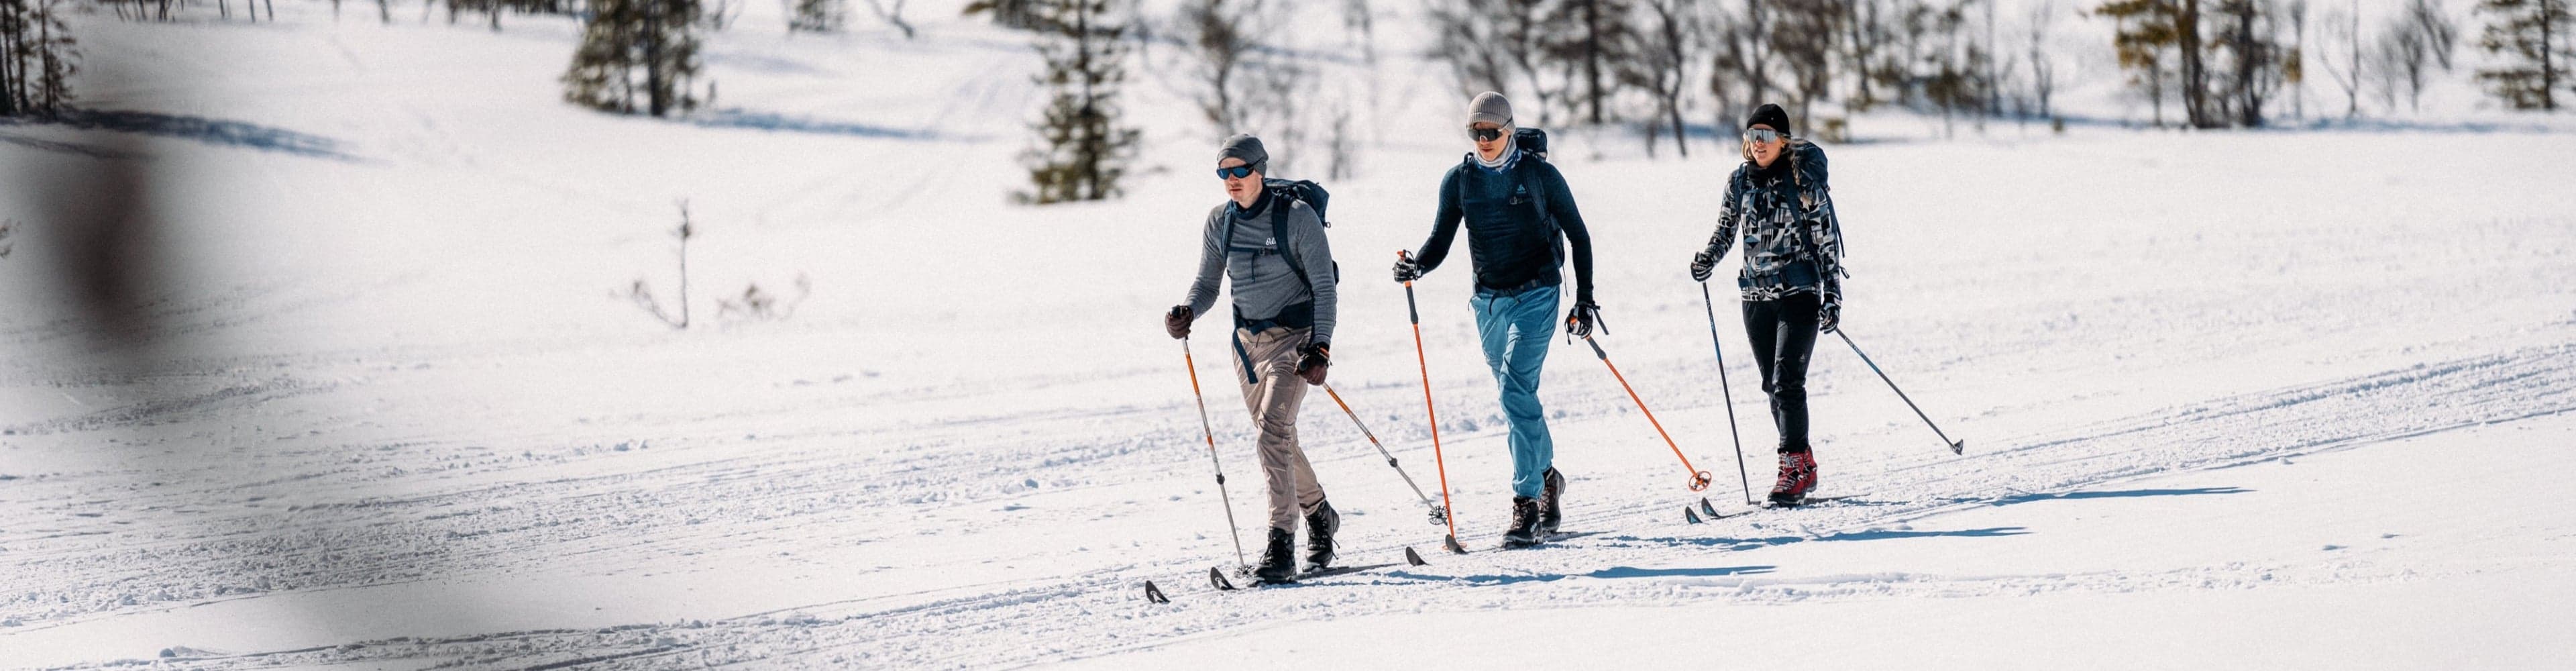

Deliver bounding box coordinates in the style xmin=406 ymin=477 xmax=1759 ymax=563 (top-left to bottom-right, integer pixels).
xmin=1181 ymin=190 xmax=1336 ymax=344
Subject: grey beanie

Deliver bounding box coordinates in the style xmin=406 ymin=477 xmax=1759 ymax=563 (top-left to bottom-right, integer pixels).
xmin=1466 ymin=91 xmax=1513 ymax=128
xmin=1218 ymin=134 xmax=1268 ymax=172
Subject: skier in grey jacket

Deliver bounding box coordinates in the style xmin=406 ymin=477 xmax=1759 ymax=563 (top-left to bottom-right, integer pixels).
xmin=1164 ymin=134 xmax=1340 ymax=584
xmin=1690 ymin=103 xmax=1845 ymax=505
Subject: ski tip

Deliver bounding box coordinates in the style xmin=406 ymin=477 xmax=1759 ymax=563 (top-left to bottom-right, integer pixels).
xmin=1699 ymin=497 xmax=1721 ymax=517
xmin=1442 ymin=533 xmax=1468 ymax=554
xmin=1403 ymin=546 xmax=1428 ymax=566
xmin=1684 ymin=506 xmax=1704 ymax=524
xmin=1208 ymin=566 xmax=1238 ymax=591
xmin=1144 ymin=580 xmax=1170 ymax=604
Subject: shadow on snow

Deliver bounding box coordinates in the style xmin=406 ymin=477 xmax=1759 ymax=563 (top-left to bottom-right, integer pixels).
xmin=690 ymin=109 xmax=975 ymax=142
xmin=1 ymin=109 xmax=361 ymax=161
xmin=1382 ymin=564 xmax=1779 ymax=586
xmin=1985 ymin=486 xmax=2253 ymax=507
xmin=1605 ymin=526 xmax=2035 ymax=553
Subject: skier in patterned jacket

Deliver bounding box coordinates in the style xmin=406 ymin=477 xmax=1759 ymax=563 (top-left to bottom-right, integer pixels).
xmin=1688 ymin=103 xmax=1845 ymax=505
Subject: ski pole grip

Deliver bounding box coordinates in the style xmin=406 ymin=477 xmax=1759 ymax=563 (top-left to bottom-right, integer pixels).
xmin=1398 ymin=251 xmax=1421 ymax=323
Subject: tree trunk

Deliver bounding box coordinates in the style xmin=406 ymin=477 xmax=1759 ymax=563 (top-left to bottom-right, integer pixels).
xmin=2237 ymin=5 xmax=2259 ymax=126
xmin=2546 ymin=1 xmax=2560 ymax=110
xmin=645 ymin=0 xmax=667 ymax=117
xmin=1584 ymin=0 xmax=1603 ymax=124
xmin=1747 ymin=0 xmax=1767 ymax=111
xmin=2179 ymin=0 xmax=2214 ymax=127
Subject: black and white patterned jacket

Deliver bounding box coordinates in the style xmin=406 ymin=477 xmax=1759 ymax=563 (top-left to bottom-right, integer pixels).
xmin=1703 ymin=139 xmax=1845 ymax=303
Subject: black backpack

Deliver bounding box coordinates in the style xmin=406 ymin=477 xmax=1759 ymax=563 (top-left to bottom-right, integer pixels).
xmin=1220 ymin=178 xmax=1339 ymax=291
xmin=1513 ymin=127 xmax=1550 ymax=162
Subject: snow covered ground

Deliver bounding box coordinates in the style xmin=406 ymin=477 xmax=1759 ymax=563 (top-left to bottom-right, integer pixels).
xmin=4 ymin=3 xmax=2575 ymax=669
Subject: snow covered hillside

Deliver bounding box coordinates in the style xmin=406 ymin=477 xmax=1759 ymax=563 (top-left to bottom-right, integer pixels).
xmin=3 ymin=3 xmax=2575 ymax=669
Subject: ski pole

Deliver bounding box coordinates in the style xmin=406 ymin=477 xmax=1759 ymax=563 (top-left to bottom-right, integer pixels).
xmin=1573 ymin=329 xmax=1715 ymax=492
xmin=1181 ymin=338 xmax=1250 ymax=572
xmin=1835 ymin=329 xmax=1967 ymax=455
xmin=1322 ymin=383 xmax=1448 ymax=526
xmin=1399 ymin=251 xmax=1466 ymax=554
xmin=1701 ymin=282 xmax=1756 ymax=505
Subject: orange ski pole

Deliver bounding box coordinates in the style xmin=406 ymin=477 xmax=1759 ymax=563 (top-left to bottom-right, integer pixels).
xmin=1574 ymin=329 xmax=1716 ymax=493
xmin=1401 ymin=251 xmax=1468 ymax=554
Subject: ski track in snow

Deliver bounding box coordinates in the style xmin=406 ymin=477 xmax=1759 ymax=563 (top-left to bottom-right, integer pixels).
xmin=10 ymin=342 xmax=2569 ymax=670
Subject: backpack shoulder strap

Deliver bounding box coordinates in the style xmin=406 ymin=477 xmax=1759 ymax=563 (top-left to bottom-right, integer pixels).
xmin=1273 ymin=199 xmax=1316 ymax=291
xmin=1518 ymin=160 xmax=1555 ymax=230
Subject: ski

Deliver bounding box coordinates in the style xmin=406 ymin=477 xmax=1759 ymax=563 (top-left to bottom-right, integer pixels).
xmin=1495 ymin=530 xmax=1602 ymax=550
xmin=1684 ymin=495 xmax=1866 ymax=523
xmin=1185 ymin=546 xmax=1432 ymax=597
xmin=1210 ymin=562 xmax=1402 ymax=590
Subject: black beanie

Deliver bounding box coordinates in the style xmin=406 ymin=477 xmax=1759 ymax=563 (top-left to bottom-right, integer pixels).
xmin=1746 ymin=103 xmax=1791 ymax=136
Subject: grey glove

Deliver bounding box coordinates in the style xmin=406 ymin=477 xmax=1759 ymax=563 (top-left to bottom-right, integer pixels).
xmin=1817 ymin=295 xmax=1840 ymax=334
xmin=1165 ymin=305 xmax=1193 ymax=340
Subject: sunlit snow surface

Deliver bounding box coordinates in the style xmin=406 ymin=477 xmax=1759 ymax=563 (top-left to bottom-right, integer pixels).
xmin=3 ymin=3 xmax=2574 ymax=668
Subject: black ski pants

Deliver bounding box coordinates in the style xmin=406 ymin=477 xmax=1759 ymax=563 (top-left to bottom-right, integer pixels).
xmin=1742 ymin=293 xmax=1821 ymax=454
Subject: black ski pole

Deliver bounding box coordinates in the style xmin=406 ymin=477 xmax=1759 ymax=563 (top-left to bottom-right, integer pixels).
xmin=1322 ymin=382 xmax=1448 ymax=526
xmin=1180 ymin=338 xmax=1251 ymax=573
xmin=1701 ymin=282 xmax=1756 ymax=505
xmin=1834 ymin=329 xmax=1966 ymax=455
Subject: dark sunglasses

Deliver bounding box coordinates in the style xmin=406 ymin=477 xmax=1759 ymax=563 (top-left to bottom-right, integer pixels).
xmin=1216 ymin=165 xmax=1257 ymax=180
xmin=1470 ymin=127 xmax=1506 ymax=142
xmin=1743 ymin=127 xmax=1784 ymax=144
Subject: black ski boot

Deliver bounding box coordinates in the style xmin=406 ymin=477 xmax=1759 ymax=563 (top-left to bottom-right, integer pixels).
xmin=1255 ymin=527 xmax=1296 ymax=584
xmin=1502 ymin=497 xmax=1542 ymax=548
xmin=1303 ymin=499 xmax=1339 ymax=570
xmin=1537 ymin=468 xmax=1566 ymax=536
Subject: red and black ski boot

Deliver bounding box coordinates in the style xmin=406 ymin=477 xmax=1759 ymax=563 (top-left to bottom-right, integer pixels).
xmin=1768 ymin=450 xmax=1817 ymax=505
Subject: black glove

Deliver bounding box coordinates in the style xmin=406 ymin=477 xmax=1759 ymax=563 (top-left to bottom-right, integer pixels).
xmin=1817 ymin=295 xmax=1841 ymax=334
xmin=1165 ymin=305 xmax=1193 ymax=340
xmin=1392 ymin=256 xmax=1424 ymax=282
xmin=1566 ymin=301 xmax=1605 ymax=338
xmin=1690 ymin=248 xmax=1720 ymax=282
xmin=1295 ymin=341 xmax=1330 ymax=386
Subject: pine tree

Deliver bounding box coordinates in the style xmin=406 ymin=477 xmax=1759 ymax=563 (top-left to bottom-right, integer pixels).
xmin=563 ymin=0 xmax=706 ymax=117
xmin=2210 ymin=0 xmax=2284 ymax=126
xmin=1 ymin=0 xmax=77 ymax=119
xmin=790 ymin=0 xmax=845 ymax=32
xmin=1771 ymin=0 xmax=1845 ymax=133
xmin=1019 ymin=0 xmax=1140 ymax=204
xmin=2477 ymin=0 xmax=2571 ymax=109
xmin=1538 ymin=0 xmax=1641 ymax=125
xmin=2097 ymin=0 xmax=2182 ymax=125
